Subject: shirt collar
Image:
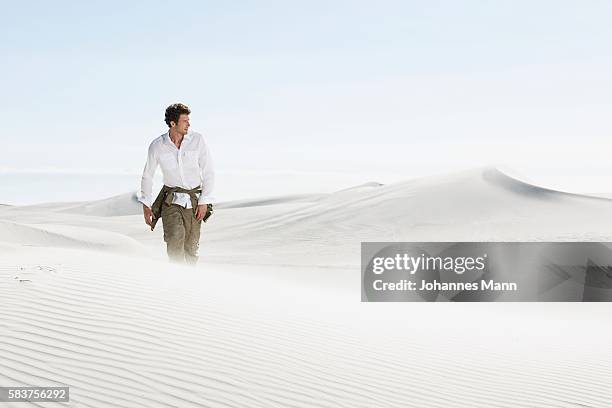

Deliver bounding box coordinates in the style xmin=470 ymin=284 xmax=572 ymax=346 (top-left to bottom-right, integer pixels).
xmin=164 ymin=130 xmax=192 ymax=145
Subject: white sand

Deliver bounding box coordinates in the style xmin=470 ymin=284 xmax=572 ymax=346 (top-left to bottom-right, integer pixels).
xmin=1 ymin=167 xmax=611 ymax=407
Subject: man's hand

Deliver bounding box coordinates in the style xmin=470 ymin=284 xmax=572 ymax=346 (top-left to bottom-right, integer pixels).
xmin=196 ymin=204 xmax=208 ymax=221
xmin=143 ymin=204 xmax=153 ymax=226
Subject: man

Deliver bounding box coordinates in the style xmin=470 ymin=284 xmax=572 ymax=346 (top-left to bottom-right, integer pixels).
xmin=138 ymin=103 xmax=215 ymax=264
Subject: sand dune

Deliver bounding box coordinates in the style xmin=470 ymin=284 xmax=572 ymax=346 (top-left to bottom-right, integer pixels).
xmin=1 ymin=167 xmax=612 ymax=407
xmin=11 ymin=192 xmax=143 ymax=217
xmin=2 ymin=247 xmax=611 ymax=408
xmin=216 ymin=193 xmax=326 ymax=209
xmin=3 ymin=166 xmax=612 ymax=262
xmin=0 ymin=221 xmax=147 ymax=254
xmin=204 ymin=167 xmax=612 ymax=267
xmin=3 ymin=165 xmax=612 ymax=263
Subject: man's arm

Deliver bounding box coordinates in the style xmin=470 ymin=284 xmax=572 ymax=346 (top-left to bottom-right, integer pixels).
xmin=139 ymin=143 xmax=158 ymax=225
xmin=196 ymin=134 xmax=215 ymax=221
xmin=197 ymin=134 xmax=215 ymax=205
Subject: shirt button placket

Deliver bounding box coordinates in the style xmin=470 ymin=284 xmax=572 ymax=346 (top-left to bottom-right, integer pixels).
xmin=177 ymin=143 xmax=189 ymax=208
xmin=178 ymin=146 xmax=186 ymax=185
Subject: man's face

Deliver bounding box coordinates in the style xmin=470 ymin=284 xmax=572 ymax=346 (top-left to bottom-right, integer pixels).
xmin=174 ymin=114 xmax=190 ymax=135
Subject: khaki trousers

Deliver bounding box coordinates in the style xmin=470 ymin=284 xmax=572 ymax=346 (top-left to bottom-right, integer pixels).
xmin=161 ymin=203 xmax=202 ymax=264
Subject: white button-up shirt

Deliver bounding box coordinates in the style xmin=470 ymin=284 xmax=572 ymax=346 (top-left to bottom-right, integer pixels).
xmin=138 ymin=130 xmax=215 ymax=209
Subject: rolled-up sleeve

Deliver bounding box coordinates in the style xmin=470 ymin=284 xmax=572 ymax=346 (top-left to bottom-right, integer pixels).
xmin=138 ymin=143 xmax=158 ymax=208
xmin=198 ymin=135 xmax=215 ymax=205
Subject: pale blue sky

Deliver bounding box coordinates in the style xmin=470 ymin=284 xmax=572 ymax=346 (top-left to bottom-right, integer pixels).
xmin=2 ymin=1 xmax=612 ymax=202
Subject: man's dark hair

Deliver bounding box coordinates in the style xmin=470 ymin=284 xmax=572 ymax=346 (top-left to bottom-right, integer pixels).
xmin=165 ymin=103 xmax=191 ymax=127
